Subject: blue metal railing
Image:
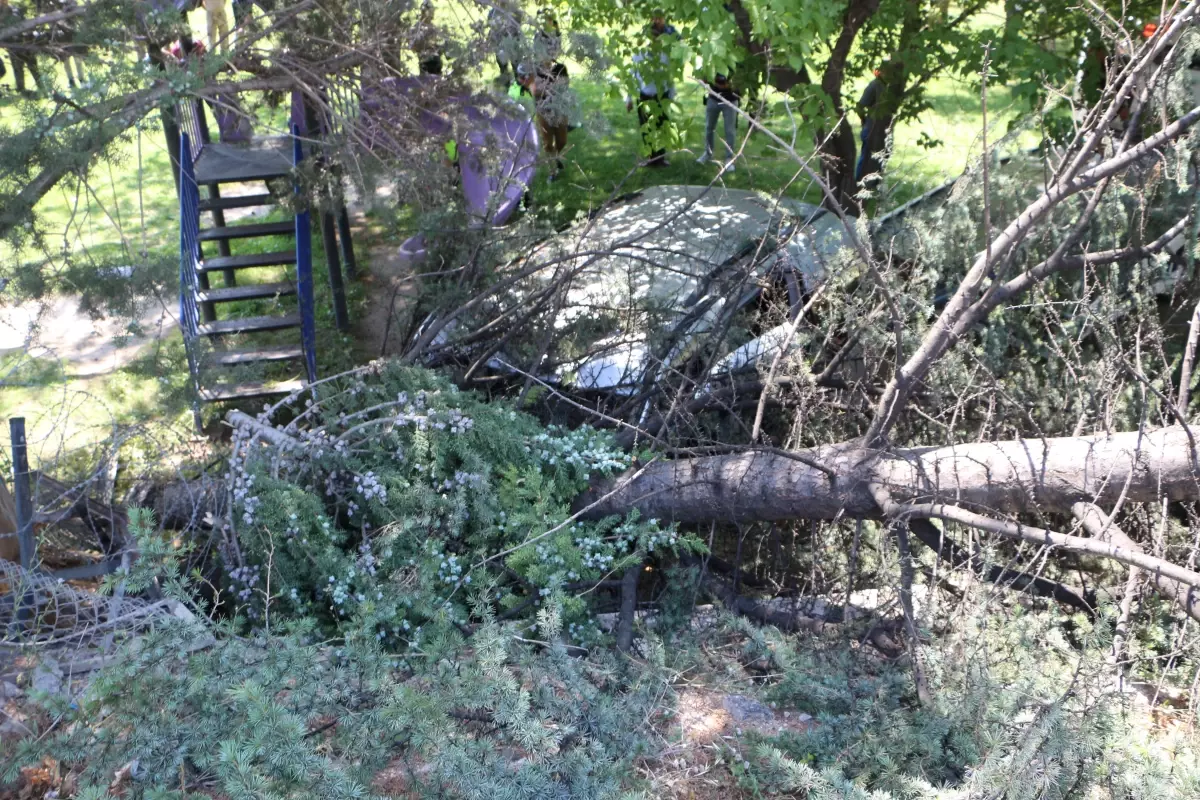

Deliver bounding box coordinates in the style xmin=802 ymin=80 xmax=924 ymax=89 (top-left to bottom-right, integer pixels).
xmin=176 ymin=100 xmax=206 ymax=164
xmin=179 ymin=133 xmax=204 ymax=424
xmin=293 ymin=123 xmax=318 ymax=385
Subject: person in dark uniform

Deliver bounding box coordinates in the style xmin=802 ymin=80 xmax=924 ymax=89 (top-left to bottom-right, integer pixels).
xmin=1 ymin=0 xmax=42 ymax=95
xmin=855 ymin=67 xmax=884 ymax=183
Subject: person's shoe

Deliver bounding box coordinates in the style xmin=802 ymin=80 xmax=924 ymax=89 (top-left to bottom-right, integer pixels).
xmin=724 ymin=162 xmax=736 ymax=173
xmin=696 ymin=153 xmax=711 ymax=165
xmin=548 ymin=171 xmax=559 ymax=183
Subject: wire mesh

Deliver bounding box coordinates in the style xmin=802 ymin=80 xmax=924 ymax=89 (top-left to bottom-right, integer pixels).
xmin=0 ymin=559 xmax=164 ymax=653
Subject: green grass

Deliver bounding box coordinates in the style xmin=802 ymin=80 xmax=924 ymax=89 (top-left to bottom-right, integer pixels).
xmin=510 ymin=67 xmax=1032 ymax=230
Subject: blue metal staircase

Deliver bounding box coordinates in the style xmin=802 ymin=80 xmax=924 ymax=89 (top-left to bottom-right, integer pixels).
xmin=177 ymin=120 xmax=317 ymax=419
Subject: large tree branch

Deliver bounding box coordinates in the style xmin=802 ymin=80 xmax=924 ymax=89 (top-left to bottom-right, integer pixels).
xmin=0 ymin=84 xmax=172 ymax=241
xmin=0 ymin=5 xmax=90 ymax=43
xmin=576 ymin=426 xmax=1200 ymax=526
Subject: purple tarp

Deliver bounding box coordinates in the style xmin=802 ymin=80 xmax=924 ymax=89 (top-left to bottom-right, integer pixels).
xmin=360 ymin=76 xmax=538 ymax=263
xmin=215 ymin=94 xmax=253 ymax=143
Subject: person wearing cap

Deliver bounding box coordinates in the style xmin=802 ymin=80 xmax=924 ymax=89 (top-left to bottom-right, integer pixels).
xmin=696 ymin=72 xmax=739 ymax=170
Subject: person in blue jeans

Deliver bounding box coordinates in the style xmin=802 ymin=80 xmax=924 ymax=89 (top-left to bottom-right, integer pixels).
xmin=696 ymin=73 xmax=739 ymax=170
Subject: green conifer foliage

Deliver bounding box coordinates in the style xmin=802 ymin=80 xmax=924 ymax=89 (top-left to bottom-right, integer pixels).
xmin=222 ymin=362 xmax=702 ymax=648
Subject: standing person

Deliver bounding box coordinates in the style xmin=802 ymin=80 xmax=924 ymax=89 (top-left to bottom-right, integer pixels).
xmin=855 ymin=66 xmax=883 ymax=184
xmin=696 ymin=72 xmax=738 ymax=170
xmin=488 ymin=0 xmax=521 ymax=87
xmin=627 ymin=14 xmax=677 ymax=167
xmin=415 ymin=0 xmax=443 ymax=75
xmin=35 ymin=0 xmax=85 ymax=88
xmin=1 ymin=0 xmax=42 ymax=96
xmin=203 ymin=0 xmax=233 ymax=54
xmin=519 ymin=58 xmax=571 ymax=182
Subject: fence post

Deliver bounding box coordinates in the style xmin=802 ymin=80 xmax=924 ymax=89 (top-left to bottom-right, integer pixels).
xmin=10 ymin=418 xmax=34 ymax=571
xmin=10 ymin=417 xmax=35 ymax=632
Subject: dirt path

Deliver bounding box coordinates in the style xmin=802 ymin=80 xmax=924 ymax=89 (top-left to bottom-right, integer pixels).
xmin=0 ymin=295 xmax=177 ymax=378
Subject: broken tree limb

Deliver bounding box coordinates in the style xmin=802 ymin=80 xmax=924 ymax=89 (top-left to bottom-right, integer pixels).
xmin=227 ymin=410 xmax=301 ymax=448
xmin=895 ymin=521 xmax=932 ymax=706
xmin=577 ymin=426 xmax=1200 ymax=525
xmin=907 ymin=518 xmax=1095 ymax=615
xmin=865 ymin=96 xmax=1200 ymax=444
xmin=881 ymin=499 xmax=1200 ymax=591
xmin=689 ymin=559 xmax=829 ymax=634
xmin=1071 ymin=501 xmax=1200 ymax=622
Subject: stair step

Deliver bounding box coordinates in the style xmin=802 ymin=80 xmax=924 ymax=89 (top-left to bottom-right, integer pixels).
xmin=198 ymin=221 xmax=294 ymax=242
xmin=198 ymin=379 xmax=306 ymax=403
xmin=199 ymin=249 xmax=296 ymax=273
xmin=207 ymin=345 xmax=305 ymax=365
xmin=199 ymin=193 xmax=276 ymax=212
xmin=197 ymin=313 xmax=301 ymax=336
xmin=196 ymin=281 xmax=297 ymax=304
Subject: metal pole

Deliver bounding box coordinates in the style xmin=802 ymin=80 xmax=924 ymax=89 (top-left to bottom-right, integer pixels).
xmin=10 ymin=418 xmax=34 ymax=570
xmin=302 ymin=96 xmax=350 ymax=331
xmin=10 ymin=417 xmax=35 ymax=632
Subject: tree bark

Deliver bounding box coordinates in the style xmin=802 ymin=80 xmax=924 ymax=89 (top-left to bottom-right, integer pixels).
xmin=576 ymin=426 xmax=1200 ymax=525
xmin=816 ymin=0 xmax=882 ymax=209
xmin=615 ymin=563 xmax=641 ymax=654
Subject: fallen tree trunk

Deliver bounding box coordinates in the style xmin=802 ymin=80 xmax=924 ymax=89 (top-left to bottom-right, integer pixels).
xmin=576 ymin=426 xmax=1200 ymax=524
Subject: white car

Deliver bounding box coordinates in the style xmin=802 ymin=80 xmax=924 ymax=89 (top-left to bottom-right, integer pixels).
xmin=413 ymin=184 xmax=851 ymax=394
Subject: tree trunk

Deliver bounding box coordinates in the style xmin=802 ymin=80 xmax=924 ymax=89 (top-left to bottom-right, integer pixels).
xmin=816 ymin=0 xmax=882 ymax=209
xmin=724 ymin=0 xmax=810 ymax=95
xmin=725 ymin=0 xmax=879 ymax=209
xmin=576 ymin=426 xmax=1200 ymax=524
xmin=859 ymin=1 xmax=921 ymax=185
